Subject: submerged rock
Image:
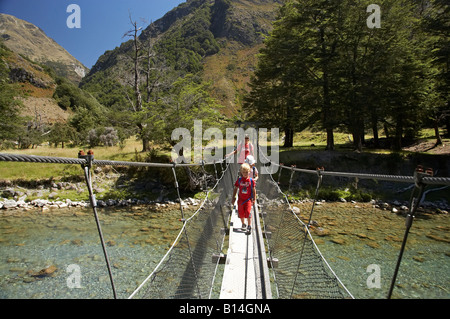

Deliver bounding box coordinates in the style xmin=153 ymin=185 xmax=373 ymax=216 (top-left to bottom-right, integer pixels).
xmin=32 ymin=265 xmax=57 ymax=278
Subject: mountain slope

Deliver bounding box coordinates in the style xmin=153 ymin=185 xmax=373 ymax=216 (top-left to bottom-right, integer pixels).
xmin=0 ymin=13 xmax=88 ymax=84
xmin=81 ymin=0 xmax=282 ymax=116
xmin=0 ymin=39 xmax=73 ymax=124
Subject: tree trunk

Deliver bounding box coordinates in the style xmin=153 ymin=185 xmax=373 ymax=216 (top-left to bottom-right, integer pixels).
xmin=320 ymin=28 xmax=335 ymax=151
xmin=325 ymin=127 xmax=334 ymax=151
xmin=434 ymin=121 xmax=442 ymax=146
xmin=393 ymin=116 xmax=403 ymax=151
xmin=371 ymin=110 xmax=379 ymax=148
xmin=283 ymin=127 xmax=294 ymax=148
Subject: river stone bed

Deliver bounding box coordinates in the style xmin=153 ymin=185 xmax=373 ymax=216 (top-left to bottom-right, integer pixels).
xmin=0 ymin=202 xmax=448 ymax=299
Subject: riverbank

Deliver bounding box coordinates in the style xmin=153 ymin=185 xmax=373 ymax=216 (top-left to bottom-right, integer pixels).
xmin=1 ymin=181 xmax=449 ymax=213
xmin=0 ymin=195 xmax=202 ymax=211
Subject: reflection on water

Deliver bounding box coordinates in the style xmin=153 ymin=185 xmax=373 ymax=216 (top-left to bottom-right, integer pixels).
xmin=0 ymin=203 xmax=448 ymax=299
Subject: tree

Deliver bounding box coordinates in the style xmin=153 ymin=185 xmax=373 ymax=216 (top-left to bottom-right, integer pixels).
xmin=0 ymin=42 xmax=23 ymax=148
xmin=0 ymin=81 xmax=23 ymax=148
xmin=422 ymin=0 xmax=450 ymax=141
xmin=48 ymin=122 xmax=76 ymax=148
xmin=122 ymin=14 xmax=148 ymax=151
xmin=143 ymin=74 xmax=224 ymax=147
xmin=245 ymin=0 xmax=438 ymax=151
xmin=245 ymin=0 xmax=344 ymax=149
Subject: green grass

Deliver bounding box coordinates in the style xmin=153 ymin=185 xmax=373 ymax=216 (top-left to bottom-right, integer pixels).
xmin=0 ymin=137 xmax=147 ymax=181
xmin=1 ymin=128 xmax=446 ymax=182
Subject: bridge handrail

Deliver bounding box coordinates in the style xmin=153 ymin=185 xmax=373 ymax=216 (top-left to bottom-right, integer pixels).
xmin=0 ymin=153 xmax=224 ymax=167
xmin=2 ymin=152 xmax=449 ymax=186
xmin=267 ymin=161 xmax=450 ymax=186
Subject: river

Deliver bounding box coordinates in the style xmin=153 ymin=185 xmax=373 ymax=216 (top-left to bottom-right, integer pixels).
xmin=0 ymin=202 xmax=448 ymax=299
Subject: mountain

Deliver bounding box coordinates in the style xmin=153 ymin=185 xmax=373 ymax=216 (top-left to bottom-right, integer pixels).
xmin=0 ymin=13 xmax=88 ymax=84
xmin=81 ymin=0 xmax=282 ymax=116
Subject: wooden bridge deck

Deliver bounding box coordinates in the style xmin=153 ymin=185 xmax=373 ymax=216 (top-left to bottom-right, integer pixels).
xmin=219 ymin=201 xmax=272 ymax=299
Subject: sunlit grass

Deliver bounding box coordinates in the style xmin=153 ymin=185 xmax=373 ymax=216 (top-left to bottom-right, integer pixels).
xmin=0 ymin=128 xmax=445 ymax=181
xmin=0 ymin=137 xmax=145 ymax=181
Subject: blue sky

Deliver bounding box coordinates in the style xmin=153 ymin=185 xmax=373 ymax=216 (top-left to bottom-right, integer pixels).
xmin=0 ymin=0 xmax=186 ymax=68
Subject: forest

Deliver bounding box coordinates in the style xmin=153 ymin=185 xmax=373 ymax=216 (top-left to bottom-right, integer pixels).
xmin=244 ymin=0 xmax=449 ymax=151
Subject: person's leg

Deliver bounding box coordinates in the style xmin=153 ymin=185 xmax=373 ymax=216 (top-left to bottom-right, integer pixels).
xmin=238 ymin=201 xmax=246 ymax=229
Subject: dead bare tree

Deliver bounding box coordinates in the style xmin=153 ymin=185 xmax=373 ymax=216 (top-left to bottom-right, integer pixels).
xmin=122 ymin=13 xmax=150 ymax=151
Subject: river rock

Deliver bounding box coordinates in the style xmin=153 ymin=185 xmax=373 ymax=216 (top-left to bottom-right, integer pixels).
xmin=48 ymin=192 xmax=58 ymax=199
xmin=331 ymin=238 xmax=346 ymax=245
xmin=2 ymin=199 xmax=18 ymax=209
xmin=106 ymin=240 xmax=116 ymax=246
xmin=314 ymin=227 xmax=330 ymax=236
xmin=71 ymin=239 xmax=83 ymax=246
xmin=426 ymin=234 xmax=450 ymax=243
xmin=32 ymin=265 xmax=57 ymax=278
xmin=367 ymin=241 xmax=380 ymax=249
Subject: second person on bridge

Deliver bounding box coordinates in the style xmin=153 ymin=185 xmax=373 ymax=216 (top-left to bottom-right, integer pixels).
xmin=231 ymin=163 xmax=256 ymax=234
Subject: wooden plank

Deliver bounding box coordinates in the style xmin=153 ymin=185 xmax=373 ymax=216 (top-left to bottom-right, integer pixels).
xmin=219 ymin=201 xmax=272 ymax=299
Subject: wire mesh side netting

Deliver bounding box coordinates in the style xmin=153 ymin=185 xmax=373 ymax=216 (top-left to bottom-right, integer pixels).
xmin=257 ymin=163 xmax=353 ymax=299
xmin=131 ymin=162 xmax=238 ymax=299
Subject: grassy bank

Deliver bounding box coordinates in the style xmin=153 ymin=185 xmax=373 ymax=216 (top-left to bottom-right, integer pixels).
xmin=1 ymin=130 xmax=448 ymax=203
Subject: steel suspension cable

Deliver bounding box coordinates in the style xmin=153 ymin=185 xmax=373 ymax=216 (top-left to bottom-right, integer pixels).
xmin=266 ymin=160 xmax=450 ymax=186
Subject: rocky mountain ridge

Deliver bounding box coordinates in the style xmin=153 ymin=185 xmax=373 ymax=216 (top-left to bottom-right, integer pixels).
xmin=0 ymin=13 xmax=88 ymax=84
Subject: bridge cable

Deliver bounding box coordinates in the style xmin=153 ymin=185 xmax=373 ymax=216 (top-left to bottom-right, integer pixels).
xmin=387 ymin=166 xmax=431 ymax=299
xmin=2 ymin=151 xmax=450 ymax=299
xmin=78 ymin=150 xmax=117 ymax=299
xmin=259 ymin=152 xmax=354 ymax=299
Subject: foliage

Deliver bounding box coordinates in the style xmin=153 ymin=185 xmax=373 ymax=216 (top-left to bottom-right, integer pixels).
xmin=141 ymin=74 xmax=225 ymax=148
xmin=48 ymin=122 xmax=77 ymax=148
xmin=244 ymin=0 xmax=447 ymax=151
xmin=153 ymin=1 xmax=220 ymax=73
xmin=87 ymin=127 xmax=120 ymax=148
xmin=0 ymin=42 xmax=25 ymax=148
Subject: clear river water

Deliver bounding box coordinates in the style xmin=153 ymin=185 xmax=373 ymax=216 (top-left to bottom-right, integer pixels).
xmin=0 ymin=202 xmax=448 ymax=299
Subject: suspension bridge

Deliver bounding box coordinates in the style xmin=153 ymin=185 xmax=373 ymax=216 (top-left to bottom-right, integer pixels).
xmin=0 ymin=150 xmax=449 ymax=299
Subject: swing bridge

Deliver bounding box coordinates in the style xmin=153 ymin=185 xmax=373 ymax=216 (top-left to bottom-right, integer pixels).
xmin=0 ymin=150 xmax=449 ymax=299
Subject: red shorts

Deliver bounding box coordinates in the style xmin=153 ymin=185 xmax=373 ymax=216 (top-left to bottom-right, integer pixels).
xmin=237 ymin=199 xmax=252 ymax=219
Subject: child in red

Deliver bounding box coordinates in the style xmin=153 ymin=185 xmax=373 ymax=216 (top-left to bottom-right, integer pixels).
xmin=231 ymin=163 xmax=256 ymax=232
xmin=226 ymin=135 xmax=254 ymax=164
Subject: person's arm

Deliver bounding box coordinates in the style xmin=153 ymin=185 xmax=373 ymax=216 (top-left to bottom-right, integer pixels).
xmin=226 ymin=149 xmax=237 ymax=157
xmin=225 ymin=145 xmax=239 ymax=158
